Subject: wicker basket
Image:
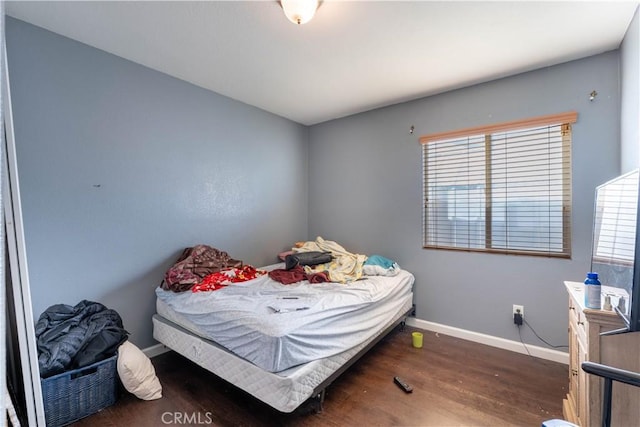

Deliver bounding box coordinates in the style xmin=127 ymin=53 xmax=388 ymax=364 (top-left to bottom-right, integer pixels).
xmin=41 ymin=355 xmax=119 ymax=426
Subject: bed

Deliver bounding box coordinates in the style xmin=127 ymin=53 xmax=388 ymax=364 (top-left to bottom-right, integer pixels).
xmin=152 ymin=262 xmax=415 ymax=413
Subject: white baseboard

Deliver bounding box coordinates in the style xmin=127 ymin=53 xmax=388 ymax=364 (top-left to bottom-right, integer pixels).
xmin=405 ymin=317 xmax=569 ymax=365
xmin=142 ymin=343 xmax=170 ymax=359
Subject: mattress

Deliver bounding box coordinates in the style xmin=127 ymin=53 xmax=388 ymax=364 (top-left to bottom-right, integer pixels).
xmin=155 ymin=266 xmax=414 ymax=372
xmin=152 ymin=294 xmax=413 ymax=412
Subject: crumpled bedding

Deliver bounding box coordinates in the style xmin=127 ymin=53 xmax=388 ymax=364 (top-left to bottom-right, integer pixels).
xmin=293 ymin=236 xmax=367 ymax=283
xmin=363 ymin=254 xmax=401 ymax=277
xmin=162 ymin=245 xmax=243 ymax=292
xmin=192 ymin=265 xmax=266 ymax=292
xmin=268 ymin=265 xmax=330 ymax=284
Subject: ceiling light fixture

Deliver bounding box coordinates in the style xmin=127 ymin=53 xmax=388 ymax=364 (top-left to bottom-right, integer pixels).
xmin=281 ymin=0 xmax=319 ymax=25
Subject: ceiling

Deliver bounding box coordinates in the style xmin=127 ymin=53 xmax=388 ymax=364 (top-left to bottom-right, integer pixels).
xmin=5 ymin=1 xmax=639 ymax=126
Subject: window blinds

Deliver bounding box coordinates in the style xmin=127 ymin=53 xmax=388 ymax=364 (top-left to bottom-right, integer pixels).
xmin=420 ymin=112 xmax=576 ymax=257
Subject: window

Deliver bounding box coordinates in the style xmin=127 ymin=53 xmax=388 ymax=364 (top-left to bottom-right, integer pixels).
xmin=420 ymin=112 xmax=577 ymax=257
xmin=593 ymin=169 xmax=638 ymax=265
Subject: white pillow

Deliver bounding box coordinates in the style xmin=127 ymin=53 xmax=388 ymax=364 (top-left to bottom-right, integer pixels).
xmin=117 ymin=341 xmax=162 ymax=400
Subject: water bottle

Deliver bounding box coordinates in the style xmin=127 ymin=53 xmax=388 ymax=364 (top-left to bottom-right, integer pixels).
xmin=584 ymin=272 xmax=601 ymax=309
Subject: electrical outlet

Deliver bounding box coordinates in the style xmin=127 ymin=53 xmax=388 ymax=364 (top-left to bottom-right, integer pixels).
xmin=513 ymin=304 xmax=524 ymax=317
xmin=513 ymin=304 xmax=524 ymax=324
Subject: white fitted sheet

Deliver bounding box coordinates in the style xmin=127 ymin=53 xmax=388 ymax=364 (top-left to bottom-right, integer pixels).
xmin=155 ymin=268 xmax=414 ymax=372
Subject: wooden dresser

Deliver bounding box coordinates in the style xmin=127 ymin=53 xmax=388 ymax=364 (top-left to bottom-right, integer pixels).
xmin=563 ymin=281 xmax=640 ymax=426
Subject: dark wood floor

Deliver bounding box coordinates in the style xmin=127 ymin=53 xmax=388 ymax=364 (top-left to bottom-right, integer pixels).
xmin=73 ymin=328 xmax=568 ymax=426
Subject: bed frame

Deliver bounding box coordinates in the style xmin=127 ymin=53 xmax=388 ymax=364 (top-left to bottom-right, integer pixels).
xmin=303 ymin=304 xmax=415 ymax=412
xmin=152 ymin=302 xmax=415 ymax=413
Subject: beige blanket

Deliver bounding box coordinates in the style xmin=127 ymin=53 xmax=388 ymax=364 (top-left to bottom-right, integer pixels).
xmin=294 ymin=236 xmax=367 ymax=283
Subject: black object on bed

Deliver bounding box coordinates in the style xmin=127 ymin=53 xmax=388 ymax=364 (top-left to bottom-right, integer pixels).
xmin=284 ymin=251 xmax=332 ymax=270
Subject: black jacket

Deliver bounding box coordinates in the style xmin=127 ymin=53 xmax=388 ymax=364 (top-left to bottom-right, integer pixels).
xmin=35 ymin=300 xmax=128 ymax=378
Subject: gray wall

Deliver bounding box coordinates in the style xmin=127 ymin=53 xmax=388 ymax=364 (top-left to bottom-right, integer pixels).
xmin=5 ymin=17 xmax=309 ymax=348
xmin=621 ymin=5 xmax=640 ymax=173
xmin=5 ymin=15 xmax=631 ymax=353
xmin=308 ymin=52 xmax=621 ymax=348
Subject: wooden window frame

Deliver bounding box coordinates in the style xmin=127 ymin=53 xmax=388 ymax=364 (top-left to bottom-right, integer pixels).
xmin=421 ymin=111 xmax=577 ymax=258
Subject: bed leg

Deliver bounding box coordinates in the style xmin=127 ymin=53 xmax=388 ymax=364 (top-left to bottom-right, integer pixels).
xmin=400 ymin=320 xmax=406 ymax=332
xmin=315 ymin=389 xmax=326 ymax=413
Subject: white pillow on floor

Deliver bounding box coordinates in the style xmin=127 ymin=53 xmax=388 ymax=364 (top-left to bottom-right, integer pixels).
xmin=117 ymin=341 xmax=162 ymax=400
